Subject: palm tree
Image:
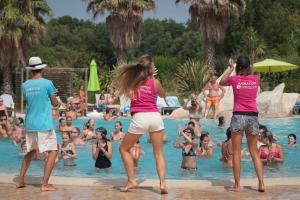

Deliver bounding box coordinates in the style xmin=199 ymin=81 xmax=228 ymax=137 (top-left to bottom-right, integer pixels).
xmin=242 ymin=27 xmax=266 ymax=63
xmin=0 ymin=0 xmax=51 ymax=93
xmin=83 ymin=0 xmax=155 ymax=64
xmin=176 ymin=59 xmax=214 ymax=96
xmin=176 ymin=0 xmax=246 ymax=68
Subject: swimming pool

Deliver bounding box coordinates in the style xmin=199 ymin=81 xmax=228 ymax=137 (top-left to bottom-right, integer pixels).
xmin=0 ymin=118 xmax=299 ymax=180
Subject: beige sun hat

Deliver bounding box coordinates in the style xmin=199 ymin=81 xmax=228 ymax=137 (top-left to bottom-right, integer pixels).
xmin=26 ymin=57 xmax=47 ymax=70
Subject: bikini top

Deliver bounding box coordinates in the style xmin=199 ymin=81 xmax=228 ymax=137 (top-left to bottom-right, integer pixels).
xmin=182 ymin=145 xmax=196 ymax=157
xmin=61 ymin=144 xmax=73 ymax=155
xmin=260 ymin=144 xmax=280 ymax=159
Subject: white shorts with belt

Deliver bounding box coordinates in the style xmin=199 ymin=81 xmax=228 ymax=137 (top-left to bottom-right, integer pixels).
xmin=26 ymin=130 xmax=58 ymax=153
xmin=128 ymin=112 xmax=164 ymax=135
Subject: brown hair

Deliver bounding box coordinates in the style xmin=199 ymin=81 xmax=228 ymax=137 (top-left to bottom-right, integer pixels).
xmin=112 ymin=54 xmax=154 ymax=98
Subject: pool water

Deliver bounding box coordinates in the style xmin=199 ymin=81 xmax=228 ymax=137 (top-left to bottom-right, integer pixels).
xmin=0 ymin=118 xmax=299 ymax=180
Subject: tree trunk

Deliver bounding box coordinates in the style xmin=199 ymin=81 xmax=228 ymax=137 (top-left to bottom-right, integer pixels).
xmin=2 ymin=62 xmax=13 ymax=94
xmin=205 ymin=40 xmax=215 ymax=69
xmin=116 ymin=47 xmax=127 ymax=65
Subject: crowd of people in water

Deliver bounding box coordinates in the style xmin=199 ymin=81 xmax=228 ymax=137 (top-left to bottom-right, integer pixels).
xmin=1 ymin=111 xmax=297 ymax=170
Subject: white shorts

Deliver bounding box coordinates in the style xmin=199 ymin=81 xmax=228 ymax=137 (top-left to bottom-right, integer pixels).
xmin=128 ymin=112 xmax=164 ymax=135
xmin=26 ymin=130 xmax=58 ymax=153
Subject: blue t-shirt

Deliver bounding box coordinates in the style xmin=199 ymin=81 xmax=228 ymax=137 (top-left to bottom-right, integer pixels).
xmin=22 ymin=78 xmax=57 ymax=132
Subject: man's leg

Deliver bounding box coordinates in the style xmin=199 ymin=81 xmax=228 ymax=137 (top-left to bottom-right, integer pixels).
xmin=16 ymin=150 xmax=35 ymax=188
xmin=41 ymin=150 xmax=58 ymax=191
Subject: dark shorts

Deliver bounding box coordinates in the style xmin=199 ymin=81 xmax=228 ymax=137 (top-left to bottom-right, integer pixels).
xmin=230 ymin=114 xmax=259 ymax=135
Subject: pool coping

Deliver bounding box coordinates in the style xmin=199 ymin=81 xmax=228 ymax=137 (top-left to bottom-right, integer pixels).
xmin=1 ymin=173 xmax=300 ymax=188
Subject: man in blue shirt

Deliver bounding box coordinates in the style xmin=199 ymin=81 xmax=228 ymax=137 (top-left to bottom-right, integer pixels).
xmin=17 ymin=57 xmax=60 ymax=191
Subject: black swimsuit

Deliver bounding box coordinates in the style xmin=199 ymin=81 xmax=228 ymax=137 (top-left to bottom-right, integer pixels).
xmin=95 ymin=140 xmax=111 ymax=169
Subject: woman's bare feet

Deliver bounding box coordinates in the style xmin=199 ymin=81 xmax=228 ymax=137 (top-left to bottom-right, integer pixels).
xmin=120 ymin=181 xmax=137 ymax=192
xmin=228 ymin=186 xmax=240 ymax=192
xmin=16 ymin=181 xmax=26 ymax=189
xmin=160 ymin=182 xmax=168 ymax=194
xmin=41 ymin=185 xmax=57 ymax=192
xmin=258 ymin=182 xmax=265 ymax=192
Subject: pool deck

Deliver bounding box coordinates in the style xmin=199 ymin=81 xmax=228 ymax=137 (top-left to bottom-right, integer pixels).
xmin=0 ymin=173 xmax=300 ymax=199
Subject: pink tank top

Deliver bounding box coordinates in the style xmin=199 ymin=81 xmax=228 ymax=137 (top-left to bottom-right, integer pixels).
xmin=130 ymin=78 xmax=159 ymax=113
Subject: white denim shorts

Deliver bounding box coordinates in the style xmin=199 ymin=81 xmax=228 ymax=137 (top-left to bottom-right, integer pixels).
xmin=128 ymin=112 xmax=164 ymax=134
xmin=26 ymin=130 xmax=58 ymax=153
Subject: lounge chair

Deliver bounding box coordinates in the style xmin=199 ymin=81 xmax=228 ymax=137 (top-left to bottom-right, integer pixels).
xmin=157 ymin=96 xmax=181 ymax=115
xmin=120 ymin=95 xmax=131 ymax=114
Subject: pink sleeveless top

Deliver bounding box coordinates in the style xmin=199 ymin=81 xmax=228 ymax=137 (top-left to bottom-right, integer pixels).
xmin=130 ymin=78 xmax=159 ymax=113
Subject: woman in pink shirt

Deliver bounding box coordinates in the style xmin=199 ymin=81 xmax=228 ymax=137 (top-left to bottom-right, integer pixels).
xmin=220 ymin=56 xmax=264 ymax=192
xmin=113 ymin=54 xmax=167 ymax=194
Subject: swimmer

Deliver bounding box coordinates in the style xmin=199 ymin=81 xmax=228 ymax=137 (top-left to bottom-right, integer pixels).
xmin=196 ymin=133 xmax=213 ymax=157
xmin=92 ymin=127 xmax=112 ymax=169
xmin=110 ymin=121 xmax=125 ymax=141
xmin=174 ymin=127 xmax=197 ymax=170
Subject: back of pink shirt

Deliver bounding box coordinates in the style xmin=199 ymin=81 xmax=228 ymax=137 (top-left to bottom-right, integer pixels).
xmin=227 ymin=75 xmax=260 ymax=113
xmin=130 ymin=78 xmax=159 ymax=113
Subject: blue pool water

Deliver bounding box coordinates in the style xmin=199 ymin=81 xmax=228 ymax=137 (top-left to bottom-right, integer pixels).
xmin=0 ymin=118 xmax=299 ymax=180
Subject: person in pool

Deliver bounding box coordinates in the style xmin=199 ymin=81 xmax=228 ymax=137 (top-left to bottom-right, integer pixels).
xmin=174 ymin=127 xmax=197 ymax=170
xmin=220 ymin=128 xmax=233 ymax=167
xmin=59 ymin=132 xmax=77 ymax=166
xmin=113 ymin=54 xmax=168 ymax=194
xmin=0 ymin=114 xmax=12 ymax=138
xmin=287 ymin=134 xmax=297 ymax=147
xmin=110 ymin=121 xmax=125 ymax=141
xmin=259 ymin=131 xmax=284 ymax=164
xmin=196 ymin=133 xmax=213 ymax=157
xmin=70 ymin=127 xmax=85 ymax=146
xmin=81 ymin=119 xmax=96 ymax=141
xmin=189 ymin=115 xmax=202 ymax=138
xmin=218 ymin=116 xmax=226 ymax=128
xmin=57 ymin=118 xmax=67 ymax=132
xmin=65 ymin=116 xmax=74 ymax=131
xmin=92 ymin=127 xmax=112 ymax=169
xmin=220 ymin=56 xmax=264 ymax=192
xmin=12 ymin=118 xmax=25 ymax=145
xmin=130 ymin=140 xmax=143 ymax=172
xmin=184 ymin=93 xmax=202 ymax=117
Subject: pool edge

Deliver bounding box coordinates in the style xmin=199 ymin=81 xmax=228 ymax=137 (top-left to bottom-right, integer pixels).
xmin=1 ymin=173 xmax=300 ymax=188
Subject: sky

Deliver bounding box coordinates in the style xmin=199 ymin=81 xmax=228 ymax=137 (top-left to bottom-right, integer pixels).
xmin=46 ymin=0 xmax=191 ymax=23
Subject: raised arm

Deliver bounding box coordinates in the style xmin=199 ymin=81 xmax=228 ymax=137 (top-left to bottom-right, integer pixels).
xmin=220 ymin=59 xmax=235 ymax=86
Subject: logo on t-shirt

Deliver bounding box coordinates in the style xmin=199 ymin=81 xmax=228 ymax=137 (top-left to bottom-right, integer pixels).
xmin=236 ymin=81 xmax=257 ymax=90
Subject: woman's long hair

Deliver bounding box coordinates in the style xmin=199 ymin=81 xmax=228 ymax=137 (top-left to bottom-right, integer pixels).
xmin=112 ymin=54 xmax=153 ymax=98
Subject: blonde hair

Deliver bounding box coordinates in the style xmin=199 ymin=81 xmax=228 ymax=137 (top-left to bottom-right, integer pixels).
xmin=112 ymin=54 xmax=153 ymax=98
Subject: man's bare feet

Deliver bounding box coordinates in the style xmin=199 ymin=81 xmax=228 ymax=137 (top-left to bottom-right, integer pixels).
xmin=16 ymin=181 xmax=26 ymax=189
xmin=120 ymin=181 xmax=137 ymax=192
xmin=41 ymin=185 xmax=57 ymax=192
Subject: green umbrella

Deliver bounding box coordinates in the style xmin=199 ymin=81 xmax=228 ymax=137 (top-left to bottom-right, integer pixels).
xmin=253 ymin=59 xmax=299 ymax=73
xmin=88 ymin=59 xmax=100 ymax=91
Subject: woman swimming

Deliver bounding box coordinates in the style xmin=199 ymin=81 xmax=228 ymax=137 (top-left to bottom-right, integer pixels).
xmin=110 ymin=121 xmax=125 ymax=141
xmin=220 ymin=56 xmax=264 ymax=192
xmin=92 ymin=127 xmax=112 ymax=169
xmin=196 ymin=133 xmax=213 ymax=157
xmin=173 ymin=127 xmax=197 ymax=170
xmin=113 ymin=54 xmax=168 ymax=194
xmin=259 ymin=131 xmax=284 ymax=163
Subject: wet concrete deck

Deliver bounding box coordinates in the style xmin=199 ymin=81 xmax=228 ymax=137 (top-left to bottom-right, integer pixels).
xmin=1 ymin=183 xmax=300 ymax=200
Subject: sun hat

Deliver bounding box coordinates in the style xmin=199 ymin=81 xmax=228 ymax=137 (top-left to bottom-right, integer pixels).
xmin=26 ymin=57 xmax=47 ymax=70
